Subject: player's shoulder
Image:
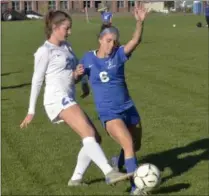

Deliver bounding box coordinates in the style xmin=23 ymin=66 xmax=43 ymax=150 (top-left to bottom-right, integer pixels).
xmin=82 ymin=50 xmax=95 ymax=59
xmin=80 ymin=50 xmax=96 ymax=65
xmin=111 ymin=45 xmax=127 ymax=60
xmin=34 ymin=41 xmax=51 ymax=57
xmin=114 ymin=45 xmax=125 ymax=54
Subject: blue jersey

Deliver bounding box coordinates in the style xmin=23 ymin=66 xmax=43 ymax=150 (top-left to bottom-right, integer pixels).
xmin=101 ymin=12 xmax=112 ymax=23
xmin=80 ymin=46 xmax=134 ymax=115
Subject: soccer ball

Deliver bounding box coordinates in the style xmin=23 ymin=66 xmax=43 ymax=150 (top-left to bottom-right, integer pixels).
xmin=134 ymin=163 xmax=161 ymax=192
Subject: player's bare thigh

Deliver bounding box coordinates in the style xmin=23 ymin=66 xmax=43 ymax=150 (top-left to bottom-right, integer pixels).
xmin=106 ymin=119 xmax=134 ymax=157
xmin=59 ymin=104 xmax=95 ymax=139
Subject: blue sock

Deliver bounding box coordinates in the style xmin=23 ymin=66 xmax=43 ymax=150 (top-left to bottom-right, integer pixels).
xmin=125 ymin=157 xmax=138 ymax=192
xmin=118 ymin=149 xmax=124 ymax=169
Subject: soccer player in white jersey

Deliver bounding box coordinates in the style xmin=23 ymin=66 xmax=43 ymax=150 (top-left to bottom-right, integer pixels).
xmin=20 ymin=10 xmax=133 ymax=186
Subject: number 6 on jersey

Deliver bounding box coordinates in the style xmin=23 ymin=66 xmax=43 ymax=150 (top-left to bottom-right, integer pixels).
xmin=99 ymin=71 xmax=109 ymax=83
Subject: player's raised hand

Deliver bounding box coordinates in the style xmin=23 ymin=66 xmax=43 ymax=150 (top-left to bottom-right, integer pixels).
xmin=20 ymin=114 xmax=34 ymax=129
xmin=134 ymin=3 xmax=148 ymax=22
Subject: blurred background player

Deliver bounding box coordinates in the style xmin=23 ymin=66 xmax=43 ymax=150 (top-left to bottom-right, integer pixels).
xmin=98 ymin=3 xmax=113 ymax=25
xmin=20 ymin=10 xmax=133 ymax=186
xmin=78 ymin=4 xmax=148 ymax=195
xmin=205 ymin=1 xmax=209 ymax=27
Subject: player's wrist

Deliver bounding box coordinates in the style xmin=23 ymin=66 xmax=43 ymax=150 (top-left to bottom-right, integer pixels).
xmin=27 ymin=112 xmax=35 ymax=116
xmin=28 ymin=108 xmax=35 ymax=115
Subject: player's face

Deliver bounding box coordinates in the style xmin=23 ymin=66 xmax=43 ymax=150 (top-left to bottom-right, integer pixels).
xmin=99 ymin=33 xmax=118 ymax=55
xmin=53 ymin=20 xmax=72 ymax=41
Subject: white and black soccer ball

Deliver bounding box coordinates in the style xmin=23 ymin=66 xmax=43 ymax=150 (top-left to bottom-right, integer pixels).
xmin=134 ymin=163 xmax=161 ymax=192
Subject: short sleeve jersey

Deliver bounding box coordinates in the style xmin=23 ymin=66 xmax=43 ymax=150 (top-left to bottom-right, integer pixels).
xmin=80 ymin=46 xmax=134 ymax=115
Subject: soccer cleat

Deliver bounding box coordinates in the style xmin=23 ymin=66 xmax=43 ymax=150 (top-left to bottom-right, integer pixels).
xmin=105 ymin=169 xmax=133 ymax=185
xmin=130 ymin=188 xmax=149 ymax=196
xmin=67 ymin=179 xmax=88 ymax=186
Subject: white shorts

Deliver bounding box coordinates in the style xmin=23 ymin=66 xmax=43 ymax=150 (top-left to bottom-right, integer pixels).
xmin=44 ymin=97 xmax=77 ymax=124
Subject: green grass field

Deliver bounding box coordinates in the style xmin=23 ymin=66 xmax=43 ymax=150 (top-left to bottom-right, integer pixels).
xmin=2 ymin=13 xmax=208 ymax=195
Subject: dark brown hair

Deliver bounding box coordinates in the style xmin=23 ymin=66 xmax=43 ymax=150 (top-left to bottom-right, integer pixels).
xmin=45 ymin=10 xmax=72 ymax=39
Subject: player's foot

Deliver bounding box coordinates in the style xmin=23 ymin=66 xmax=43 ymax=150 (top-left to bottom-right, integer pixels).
xmin=105 ymin=169 xmax=133 ymax=185
xmin=130 ymin=188 xmax=149 ymax=195
xmin=67 ymin=179 xmax=88 ymax=186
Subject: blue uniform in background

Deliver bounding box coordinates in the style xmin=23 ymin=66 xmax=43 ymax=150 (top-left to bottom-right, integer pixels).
xmin=101 ymin=11 xmax=113 ymax=24
xmin=205 ymin=2 xmax=209 ymax=25
xmin=80 ymin=46 xmax=140 ymax=127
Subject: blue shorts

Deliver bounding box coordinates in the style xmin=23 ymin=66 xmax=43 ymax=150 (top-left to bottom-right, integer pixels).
xmin=99 ymin=106 xmax=140 ymax=128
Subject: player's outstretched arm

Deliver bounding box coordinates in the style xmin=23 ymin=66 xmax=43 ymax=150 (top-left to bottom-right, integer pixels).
xmin=124 ymin=3 xmax=148 ymax=55
xmin=20 ymin=47 xmax=49 ymax=129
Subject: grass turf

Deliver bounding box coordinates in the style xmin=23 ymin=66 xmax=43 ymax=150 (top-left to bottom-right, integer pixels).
xmin=1 ymin=13 xmax=208 ymax=195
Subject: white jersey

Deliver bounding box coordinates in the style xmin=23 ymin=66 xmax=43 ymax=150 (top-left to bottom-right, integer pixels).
xmin=28 ymin=41 xmax=78 ymax=114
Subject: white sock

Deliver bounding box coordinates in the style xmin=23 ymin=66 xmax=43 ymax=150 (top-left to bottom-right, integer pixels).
xmin=82 ymin=137 xmax=113 ymax=175
xmin=71 ymin=147 xmax=91 ymax=181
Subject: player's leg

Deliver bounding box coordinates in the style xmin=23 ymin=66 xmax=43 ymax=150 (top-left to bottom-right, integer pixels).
xmin=68 ymin=146 xmax=91 ymax=186
xmin=111 ymin=106 xmax=141 ymax=169
xmin=59 ymin=104 xmax=133 ymax=184
xmin=113 ymin=122 xmax=142 ymax=172
xmin=85 ymin=113 xmax=102 ymax=144
xmin=106 ymin=106 xmax=141 ymax=193
xmin=126 ymin=108 xmax=144 ymax=195
xmin=69 ymin=114 xmax=101 ymax=185
xmin=105 ymin=118 xmax=138 ymax=192
xmin=206 ymin=15 xmax=209 ymax=27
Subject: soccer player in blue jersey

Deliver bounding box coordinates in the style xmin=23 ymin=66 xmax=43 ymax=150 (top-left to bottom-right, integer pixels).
xmin=98 ymin=6 xmax=113 ymax=25
xmin=78 ymin=4 xmax=148 ymax=195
